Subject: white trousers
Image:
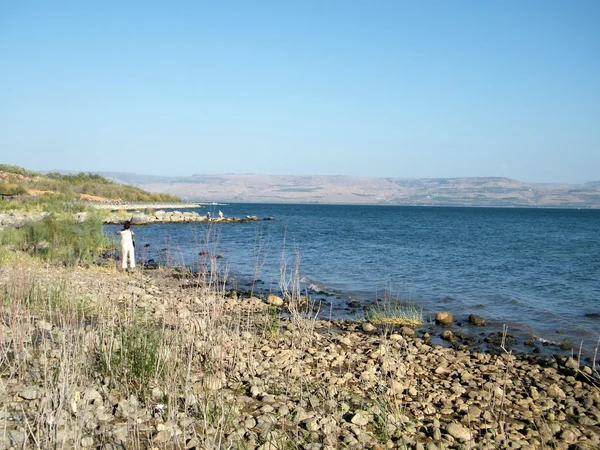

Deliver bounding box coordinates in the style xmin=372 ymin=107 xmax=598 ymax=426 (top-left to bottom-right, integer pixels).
xmin=121 ymin=243 xmax=135 ymax=269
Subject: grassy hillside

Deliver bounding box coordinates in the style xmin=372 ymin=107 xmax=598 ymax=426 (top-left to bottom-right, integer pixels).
xmin=0 ymin=164 xmax=182 ymax=204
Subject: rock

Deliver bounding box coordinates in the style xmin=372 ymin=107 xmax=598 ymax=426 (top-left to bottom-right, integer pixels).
xmin=564 ymin=357 xmax=579 ymax=370
xmin=266 ymin=295 xmax=284 ymax=307
xmin=434 ymin=365 xmax=448 ymax=375
xmin=81 ymin=436 xmax=94 ymax=447
xmin=390 ymin=380 xmax=406 ymax=396
xmin=442 ymin=330 xmax=454 ymax=341
xmin=84 ymin=388 xmax=102 ymax=403
xmin=560 ymin=428 xmax=578 ymax=443
xmin=435 ymin=312 xmax=453 ymax=326
xmin=467 ymin=406 xmax=482 ymax=419
xmin=400 ymin=326 xmax=416 ymax=337
xmin=446 ymin=422 xmax=472 ymax=442
xmin=244 ymin=416 xmax=257 ymax=429
xmin=560 ymin=340 xmax=572 ymax=350
xmin=130 ymin=213 xmax=150 ymax=225
xmin=468 ymin=314 xmax=486 ymax=326
xmin=350 ymin=411 xmax=370 ymax=426
xmin=20 ymin=387 xmax=39 ymax=400
xmin=153 ymin=430 xmax=172 ymax=443
xmin=362 ymin=322 xmax=376 ymax=332
xmin=302 ymin=417 xmax=320 ymax=432
xmin=339 ymin=336 xmax=353 ymax=347
xmin=547 ymin=383 xmax=566 ymax=399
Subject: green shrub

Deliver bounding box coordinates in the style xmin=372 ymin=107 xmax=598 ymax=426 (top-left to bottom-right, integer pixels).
xmin=0 ymin=164 xmax=40 ymax=177
xmin=0 ymin=182 xmax=27 ymax=195
xmin=0 ymin=213 xmax=109 ymax=266
xmin=98 ymin=319 xmax=164 ymax=391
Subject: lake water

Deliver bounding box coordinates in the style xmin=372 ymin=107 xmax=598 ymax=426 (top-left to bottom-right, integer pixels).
xmin=106 ymin=204 xmax=600 ymax=358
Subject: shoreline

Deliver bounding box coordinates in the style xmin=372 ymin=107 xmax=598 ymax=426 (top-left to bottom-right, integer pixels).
xmin=79 ymin=201 xmax=202 ymax=210
xmin=1 ymin=262 xmax=598 ymax=449
xmin=218 ymin=274 xmax=599 ymax=363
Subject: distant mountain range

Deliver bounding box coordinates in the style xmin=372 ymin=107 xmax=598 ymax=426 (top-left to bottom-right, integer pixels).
xmin=95 ymin=172 xmax=600 ymax=208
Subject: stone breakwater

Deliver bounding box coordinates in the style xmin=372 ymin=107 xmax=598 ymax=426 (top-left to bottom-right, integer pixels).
xmin=103 ymin=209 xmax=274 ymax=225
xmin=0 ymin=209 xmax=273 ymax=229
xmin=1 ymin=265 xmax=598 ymax=450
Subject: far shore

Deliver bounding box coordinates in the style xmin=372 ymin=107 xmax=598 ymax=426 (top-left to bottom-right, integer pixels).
xmin=80 ymin=201 xmax=202 ymax=210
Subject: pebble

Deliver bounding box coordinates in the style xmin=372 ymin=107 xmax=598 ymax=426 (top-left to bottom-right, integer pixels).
xmin=1 ymin=263 xmax=598 ymax=450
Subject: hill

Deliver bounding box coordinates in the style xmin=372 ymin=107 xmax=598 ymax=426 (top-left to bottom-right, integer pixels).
xmin=97 ymin=172 xmax=600 ymax=208
xmin=0 ymin=165 xmax=181 ymax=203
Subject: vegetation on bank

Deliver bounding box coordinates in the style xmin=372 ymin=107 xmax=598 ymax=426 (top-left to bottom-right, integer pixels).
xmin=0 ymin=212 xmax=111 ymax=266
xmin=0 ymin=164 xmax=181 ymax=205
xmin=0 ymin=164 xmax=180 ymax=266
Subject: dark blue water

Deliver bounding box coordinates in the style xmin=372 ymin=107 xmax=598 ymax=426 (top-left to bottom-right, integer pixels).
xmin=107 ymin=204 xmax=600 ymax=356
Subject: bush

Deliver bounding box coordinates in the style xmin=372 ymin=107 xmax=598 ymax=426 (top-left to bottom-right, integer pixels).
xmin=0 ymin=164 xmax=40 ymax=177
xmin=0 ymin=213 xmax=110 ymax=266
xmin=98 ymin=318 xmax=164 ymax=392
xmin=0 ymin=182 xmax=27 ymax=195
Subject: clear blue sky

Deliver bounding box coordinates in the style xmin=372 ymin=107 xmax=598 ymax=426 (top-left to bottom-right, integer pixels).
xmin=1 ymin=1 xmax=598 ymax=183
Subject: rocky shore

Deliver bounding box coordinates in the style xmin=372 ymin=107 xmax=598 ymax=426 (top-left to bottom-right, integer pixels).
xmin=0 ymin=209 xmax=274 ymax=229
xmin=1 ymin=262 xmax=598 ymax=449
xmin=103 ymin=209 xmax=274 ymax=225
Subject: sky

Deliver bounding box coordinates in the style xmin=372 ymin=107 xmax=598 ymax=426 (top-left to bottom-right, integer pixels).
xmin=0 ymin=1 xmax=598 ymax=184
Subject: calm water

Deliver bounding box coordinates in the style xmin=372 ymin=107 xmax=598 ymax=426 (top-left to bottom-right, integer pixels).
xmin=107 ymin=204 xmax=600 ymax=356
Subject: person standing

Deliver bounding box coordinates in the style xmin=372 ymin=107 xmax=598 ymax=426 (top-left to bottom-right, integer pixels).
xmin=117 ymin=221 xmax=135 ymax=270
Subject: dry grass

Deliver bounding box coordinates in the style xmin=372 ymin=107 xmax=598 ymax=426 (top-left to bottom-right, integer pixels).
xmin=3 ymin=233 xmax=597 ymax=449
xmin=364 ymin=297 xmax=424 ymax=328
xmin=0 ymin=256 xmax=237 ymax=448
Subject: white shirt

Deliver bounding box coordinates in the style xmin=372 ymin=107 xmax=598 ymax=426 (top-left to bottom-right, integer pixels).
xmin=119 ymin=229 xmax=134 ymax=246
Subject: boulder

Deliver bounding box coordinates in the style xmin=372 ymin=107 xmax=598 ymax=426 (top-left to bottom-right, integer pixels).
xmin=435 ymin=311 xmax=454 ymax=326
xmin=362 ymin=322 xmax=376 ymax=332
xmin=442 ymin=330 xmax=454 ymax=341
xmin=399 ymin=326 xmax=416 ymax=337
xmin=130 ymin=213 xmax=149 ymax=225
xmin=468 ymin=314 xmax=486 ymax=326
